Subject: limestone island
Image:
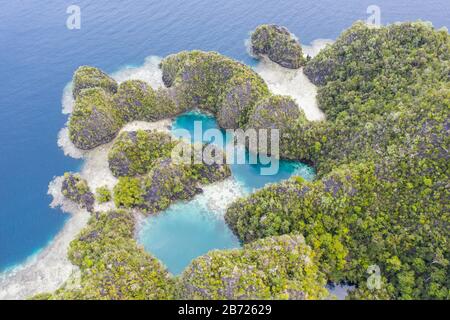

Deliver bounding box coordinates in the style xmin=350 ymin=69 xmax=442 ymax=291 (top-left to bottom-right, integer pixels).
xmin=28 ymin=21 xmax=449 ymax=300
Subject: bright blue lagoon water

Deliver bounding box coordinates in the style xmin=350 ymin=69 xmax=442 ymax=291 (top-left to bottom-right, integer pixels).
xmin=138 ymin=112 xmax=315 ymax=274
xmin=1 ymin=0 xmax=448 ymax=272
xmin=172 ymin=111 xmax=316 ymax=190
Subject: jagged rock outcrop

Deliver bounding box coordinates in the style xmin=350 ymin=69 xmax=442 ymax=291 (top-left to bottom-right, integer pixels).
xmin=250 ymin=24 xmax=306 ymax=69
xmin=153 ymin=87 xmax=186 ymax=119
xmin=113 ymin=145 xmax=231 ymax=214
xmin=72 ymin=66 xmax=118 ymax=99
xmin=303 ymin=58 xmax=337 ymax=86
xmin=112 ymin=80 xmax=157 ymax=122
xmin=247 ymin=95 xmax=304 ymax=130
xmin=246 ymin=95 xmax=305 ymax=154
xmin=112 ymin=80 xmax=182 ymax=122
xmin=216 ymin=77 xmax=269 ymax=129
xmin=138 ymin=158 xmax=204 ymax=214
xmin=139 ymin=154 xmax=231 ymax=214
xmin=69 ymin=88 xmax=123 ymax=150
xmin=61 ymin=173 xmax=95 ymax=212
xmin=160 ymin=51 xmax=270 ymax=128
xmin=44 ymin=210 xmax=175 ymax=300
xmin=178 ymin=234 xmax=328 ymax=300
xmin=108 ymin=130 xmax=176 ymax=177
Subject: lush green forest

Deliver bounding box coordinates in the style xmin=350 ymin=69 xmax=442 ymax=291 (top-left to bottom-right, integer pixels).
xmin=34 ymin=210 xmax=176 ymax=300
xmin=226 ymin=22 xmax=450 ymax=299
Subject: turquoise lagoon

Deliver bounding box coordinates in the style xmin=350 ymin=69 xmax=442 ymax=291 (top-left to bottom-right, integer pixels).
xmin=137 ymin=112 xmax=316 ymax=274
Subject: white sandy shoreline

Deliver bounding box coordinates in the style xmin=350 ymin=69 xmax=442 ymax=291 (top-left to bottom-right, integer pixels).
xmin=0 ymin=177 xmax=90 ymax=300
xmin=250 ymin=38 xmax=333 ymax=121
xmin=255 ymin=57 xmax=326 ymax=121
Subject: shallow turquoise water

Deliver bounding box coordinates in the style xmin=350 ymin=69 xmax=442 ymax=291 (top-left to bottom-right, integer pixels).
xmin=138 ymin=112 xmax=315 ymax=274
xmin=138 ymin=196 xmax=241 ymax=275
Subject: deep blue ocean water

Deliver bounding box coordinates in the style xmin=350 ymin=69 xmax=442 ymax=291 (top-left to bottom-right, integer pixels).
xmin=0 ymin=0 xmax=448 ymax=272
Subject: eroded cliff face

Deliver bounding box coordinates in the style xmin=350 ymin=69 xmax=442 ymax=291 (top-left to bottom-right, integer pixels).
xmin=250 ymin=24 xmax=306 ymax=69
xmin=160 ymin=50 xmax=270 ymax=129
xmin=61 ymin=173 xmax=95 ymax=213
